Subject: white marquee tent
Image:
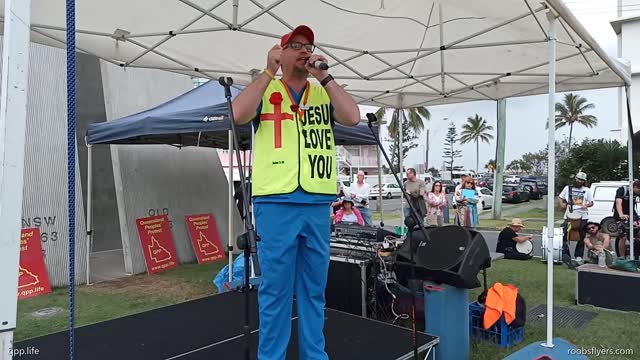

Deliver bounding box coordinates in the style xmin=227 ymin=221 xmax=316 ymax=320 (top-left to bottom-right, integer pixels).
xmin=0 ymin=0 xmax=634 ymax=358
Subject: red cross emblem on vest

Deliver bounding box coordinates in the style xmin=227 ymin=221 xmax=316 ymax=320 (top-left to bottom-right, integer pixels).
xmin=260 ymin=92 xmax=294 ymax=148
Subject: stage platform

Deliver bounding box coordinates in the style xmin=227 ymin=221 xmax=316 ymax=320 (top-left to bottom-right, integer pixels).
xmin=15 ymin=291 xmax=438 ymax=360
xmin=576 ymin=263 xmax=640 ymax=312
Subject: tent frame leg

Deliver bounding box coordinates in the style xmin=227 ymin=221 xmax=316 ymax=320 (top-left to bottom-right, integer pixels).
xmin=542 ymin=9 xmax=557 ymax=350
xmin=0 ymin=0 xmax=31 ymax=359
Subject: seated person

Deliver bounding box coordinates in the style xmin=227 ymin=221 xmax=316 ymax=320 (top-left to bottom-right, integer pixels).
xmin=334 ymin=198 xmax=364 ymax=225
xmin=584 ymin=222 xmax=614 ymax=265
xmin=496 ymin=218 xmax=533 ymax=260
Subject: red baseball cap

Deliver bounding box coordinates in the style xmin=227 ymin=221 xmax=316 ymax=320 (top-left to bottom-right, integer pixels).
xmin=280 ymin=25 xmax=315 ymax=47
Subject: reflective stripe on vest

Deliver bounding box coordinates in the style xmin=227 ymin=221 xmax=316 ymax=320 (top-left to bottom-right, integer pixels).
xmin=252 ymin=80 xmax=336 ymax=197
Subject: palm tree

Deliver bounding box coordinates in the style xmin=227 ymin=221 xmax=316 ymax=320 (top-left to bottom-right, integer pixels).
xmin=374 ymin=106 xmax=430 ymax=172
xmin=374 ymin=106 xmax=431 ymax=139
xmin=460 ymin=114 xmax=494 ymax=173
xmin=553 ymin=93 xmax=597 ymax=151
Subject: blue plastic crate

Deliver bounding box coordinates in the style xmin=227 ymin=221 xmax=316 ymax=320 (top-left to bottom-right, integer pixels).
xmin=468 ymin=301 xmax=524 ymax=348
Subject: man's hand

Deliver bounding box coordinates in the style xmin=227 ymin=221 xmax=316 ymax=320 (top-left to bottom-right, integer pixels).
xmin=267 ymin=45 xmax=282 ymax=74
xmin=620 ymin=214 xmax=629 ymax=221
xmin=305 ymin=54 xmax=329 ymax=81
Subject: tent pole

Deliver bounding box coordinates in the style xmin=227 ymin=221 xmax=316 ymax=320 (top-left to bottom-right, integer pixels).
xmin=543 ymin=10 xmax=557 ymax=349
xmin=228 ymin=130 xmax=234 ymax=282
xmin=0 ymin=0 xmax=31 ymax=358
xmin=626 ymin=85 xmax=634 ymax=260
xmin=86 ymin=143 xmax=93 ymax=285
xmin=493 ymin=99 xmax=506 ymax=219
xmin=377 ymin=136 xmax=384 ymax=226
xmin=399 ymin=109 xmax=405 ymax=233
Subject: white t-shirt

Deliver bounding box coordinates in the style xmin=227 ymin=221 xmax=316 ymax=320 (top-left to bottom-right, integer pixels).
xmin=341 ymin=212 xmax=358 ymax=223
xmin=348 ymin=182 xmax=371 ymax=208
xmin=559 ymin=185 xmax=593 ymax=219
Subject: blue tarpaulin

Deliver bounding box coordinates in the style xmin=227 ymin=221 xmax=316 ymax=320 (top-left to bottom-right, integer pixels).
xmin=86 ymin=80 xmax=379 ymax=150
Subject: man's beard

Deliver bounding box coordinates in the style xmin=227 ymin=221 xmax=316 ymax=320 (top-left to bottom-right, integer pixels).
xmin=292 ymin=65 xmax=308 ymax=78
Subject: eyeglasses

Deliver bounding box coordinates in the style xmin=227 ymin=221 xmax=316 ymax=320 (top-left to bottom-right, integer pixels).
xmin=587 ymin=226 xmax=597 ymax=231
xmin=284 ymin=41 xmax=315 ymax=52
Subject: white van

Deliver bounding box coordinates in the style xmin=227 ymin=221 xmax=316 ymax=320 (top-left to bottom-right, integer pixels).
xmin=590 ymin=181 xmax=628 ymax=234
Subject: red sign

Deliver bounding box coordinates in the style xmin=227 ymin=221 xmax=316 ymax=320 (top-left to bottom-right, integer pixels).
xmin=185 ymin=213 xmax=226 ymax=264
xmin=135 ymin=215 xmax=179 ymax=274
xmin=18 ymin=228 xmax=52 ymax=300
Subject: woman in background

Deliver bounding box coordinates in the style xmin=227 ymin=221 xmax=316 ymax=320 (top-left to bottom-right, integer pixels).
xmin=426 ymin=181 xmax=447 ymax=226
xmin=455 ymin=178 xmax=480 ymax=228
xmin=334 ymin=197 xmax=364 ymax=225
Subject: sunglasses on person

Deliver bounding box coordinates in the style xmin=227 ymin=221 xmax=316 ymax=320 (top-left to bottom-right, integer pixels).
xmin=284 ymin=41 xmax=315 ymax=52
xmin=587 ymin=226 xmax=598 ymax=231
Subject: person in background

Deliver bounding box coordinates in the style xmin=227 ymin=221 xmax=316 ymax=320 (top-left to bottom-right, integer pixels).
xmin=403 ymin=168 xmax=427 ymax=223
xmin=583 ymin=222 xmax=613 ymax=266
xmin=558 ymin=171 xmax=593 ymax=262
xmin=455 ymin=178 xmax=479 ymax=228
xmin=334 ymin=197 xmax=364 ymax=225
xmin=330 ymin=184 xmax=345 ymax=221
xmin=613 ymin=180 xmax=640 ymax=258
xmin=347 ymin=170 xmax=372 ymax=225
xmin=496 ymin=218 xmax=533 ymax=260
xmin=426 ymin=181 xmax=447 ymax=226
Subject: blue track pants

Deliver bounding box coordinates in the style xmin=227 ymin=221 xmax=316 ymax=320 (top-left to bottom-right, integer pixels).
xmin=254 ymin=202 xmax=330 ymax=360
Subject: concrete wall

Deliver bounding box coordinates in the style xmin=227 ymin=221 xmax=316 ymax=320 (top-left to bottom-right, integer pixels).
xmin=2 ymin=39 xmax=89 ymax=287
xmin=620 ymin=20 xmax=640 ymax=142
xmin=76 ymin=53 xmax=122 ymax=253
xmin=99 ymin=62 xmax=244 ymax=275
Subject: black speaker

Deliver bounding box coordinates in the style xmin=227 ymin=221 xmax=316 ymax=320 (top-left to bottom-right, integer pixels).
xmin=395 ymin=225 xmax=491 ymax=289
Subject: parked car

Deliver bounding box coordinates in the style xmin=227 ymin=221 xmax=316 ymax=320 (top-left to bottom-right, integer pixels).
xmin=476 ymin=177 xmax=492 ymax=188
xmin=504 ymin=175 xmax=520 ymax=184
xmin=502 ymin=185 xmax=530 ymax=203
xmin=477 ymin=187 xmax=494 ymax=210
xmin=370 ymin=183 xmax=403 ymax=199
xmin=441 ymin=180 xmax=457 ymax=194
xmin=521 ymin=180 xmax=544 ymax=200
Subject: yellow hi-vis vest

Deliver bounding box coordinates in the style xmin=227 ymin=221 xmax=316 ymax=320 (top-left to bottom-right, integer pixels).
xmin=252 ymin=80 xmax=336 ymax=197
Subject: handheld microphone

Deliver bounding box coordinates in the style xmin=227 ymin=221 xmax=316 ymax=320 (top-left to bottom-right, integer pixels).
xmin=312 ymin=61 xmax=329 ymax=70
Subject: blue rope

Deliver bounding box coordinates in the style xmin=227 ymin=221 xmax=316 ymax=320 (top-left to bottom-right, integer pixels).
xmin=66 ymin=0 xmax=76 ymax=359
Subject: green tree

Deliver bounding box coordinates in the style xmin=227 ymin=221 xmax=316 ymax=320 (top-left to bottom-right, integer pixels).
xmin=375 ymin=106 xmax=431 ymax=140
xmin=385 ymin=116 xmax=419 ymax=173
xmin=552 ymin=93 xmax=598 ymax=151
xmin=485 ymin=159 xmax=496 ymax=173
xmin=556 ymin=138 xmax=629 ymax=192
xmin=460 ymin=114 xmax=494 ymax=173
xmin=442 ymin=122 xmax=462 ymax=173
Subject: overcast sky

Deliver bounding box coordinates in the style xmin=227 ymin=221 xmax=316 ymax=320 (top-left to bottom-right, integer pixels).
xmin=361 ymin=0 xmax=639 ymax=173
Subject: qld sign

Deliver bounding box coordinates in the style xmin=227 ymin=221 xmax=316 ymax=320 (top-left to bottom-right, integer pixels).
xmin=135 ymin=215 xmax=178 ymax=274
xmin=185 ymin=213 xmax=226 ymax=264
xmin=18 ymin=228 xmax=52 ymax=300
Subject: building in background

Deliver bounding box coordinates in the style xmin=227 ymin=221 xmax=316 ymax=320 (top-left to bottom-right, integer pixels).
xmin=11 ymin=43 xmax=243 ymax=286
xmin=611 ymin=5 xmax=640 ymax=143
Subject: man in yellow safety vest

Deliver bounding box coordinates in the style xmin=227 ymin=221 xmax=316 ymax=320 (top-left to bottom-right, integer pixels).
xmin=231 ymin=25 xmax=360 ymax=359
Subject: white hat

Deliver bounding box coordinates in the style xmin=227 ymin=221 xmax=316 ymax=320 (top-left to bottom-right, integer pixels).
xmin=575 ymin=171 xmax=587 ymax=181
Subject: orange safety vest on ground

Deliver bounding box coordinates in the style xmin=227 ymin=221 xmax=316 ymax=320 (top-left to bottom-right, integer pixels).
xmin=483 ymin=282 xmax=518 ymax=329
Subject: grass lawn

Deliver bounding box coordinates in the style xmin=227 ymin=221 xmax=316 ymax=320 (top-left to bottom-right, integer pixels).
xmin=468 ymin=259 xmax=640 ymax=360
xmin=14 ymin=257 xmax=640 ymax=360
xmin=15 ymin=261 xmax=225 ymax=342
xmin=479 ymin=206 xmax=565 ymax=231
xmin=372 ymin=211 xmax=400 ymax=222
